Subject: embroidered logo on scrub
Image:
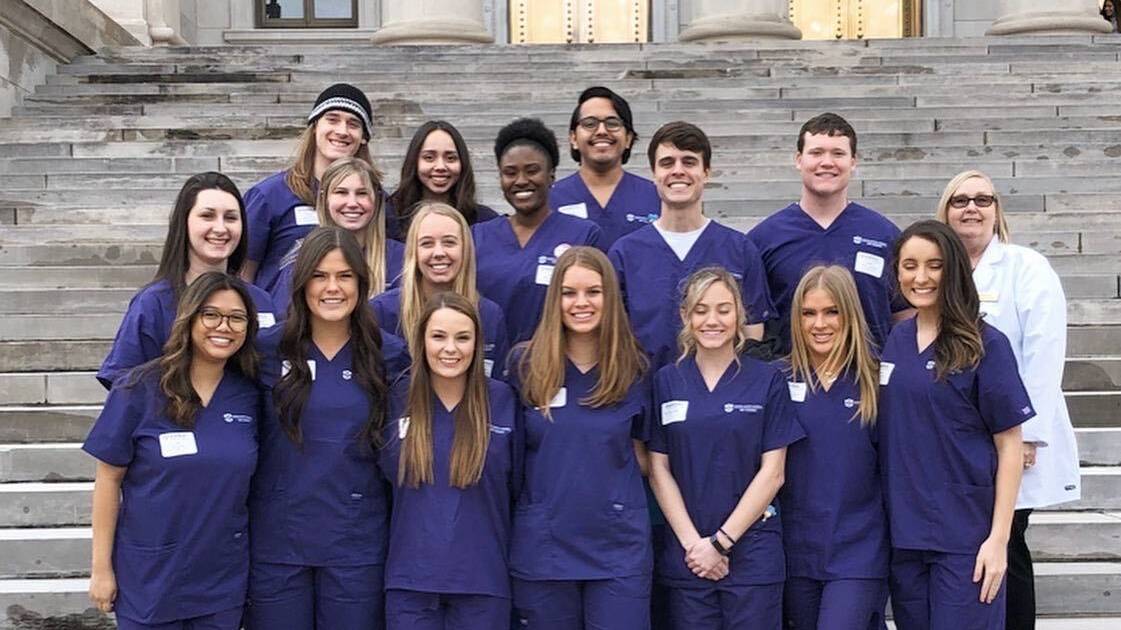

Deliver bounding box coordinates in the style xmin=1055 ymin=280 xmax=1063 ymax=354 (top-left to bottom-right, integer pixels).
xmin=223 ymin=413 xmax=253 ymax=424
xmin=723 ymin=403 xmax=762 ymax=413
xmin=626 ymin=213 xmax=659 ymax=224
xmin=852 ymin=235 xmax=888 ymax=249
xmin=925 ymin=360 xmax=936 ymax=371
xmin=489 ymin=425 xmax=512 ymax=435
xmin=843 ymin=398 xmax=858 ymax=409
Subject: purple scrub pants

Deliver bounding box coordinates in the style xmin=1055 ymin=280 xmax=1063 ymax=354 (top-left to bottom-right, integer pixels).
xmin=783 ymin=577 xmax=887 ymax=630
xmin=513 ymin=575 xmax=652 ymax=630
xmin=385 ymin=589 xmax=510 ymax=630
xmin=890 ymin=549 xmax=1006 ymax=630
xmin=665 ymin=582 xmax=782 ymax=630
xmin=115 ymin=606 xmax=242 ymax=630
xmin=244 ymin=562 xmax=384 ymax=630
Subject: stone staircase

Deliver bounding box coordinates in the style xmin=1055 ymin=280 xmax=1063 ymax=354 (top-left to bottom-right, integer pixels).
xmin=1 ymin=36 xmax=1120 ymax=628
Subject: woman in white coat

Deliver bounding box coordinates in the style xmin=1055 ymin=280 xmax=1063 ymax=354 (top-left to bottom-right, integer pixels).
xmin=936 ymin=170 xmax=1081 ymax=630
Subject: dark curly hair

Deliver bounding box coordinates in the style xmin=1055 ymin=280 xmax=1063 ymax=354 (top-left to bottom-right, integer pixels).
xmin=494 ymin=118 xmax=559 ymax=171
xmin=567 ymin=86 xmax=636 ymax=164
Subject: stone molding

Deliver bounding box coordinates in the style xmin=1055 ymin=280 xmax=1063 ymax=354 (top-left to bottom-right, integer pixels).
xmin=987 ymin=0 xmax=1113 ymax=35
xmin=1 ymin=0 xmax=139 ymax=62
xmin=679 ymin=0 xmax=802 ymax=41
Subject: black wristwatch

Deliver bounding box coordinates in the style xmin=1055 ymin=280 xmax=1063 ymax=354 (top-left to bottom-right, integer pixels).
xmin=709 ymin=534 xmax=731 ymax=556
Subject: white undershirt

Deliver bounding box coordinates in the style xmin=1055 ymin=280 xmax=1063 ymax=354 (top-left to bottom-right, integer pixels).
xmin=655 ymin=219 xmax=710 ymax=261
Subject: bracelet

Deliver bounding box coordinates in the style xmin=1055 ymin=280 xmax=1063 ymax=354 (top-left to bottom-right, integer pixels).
xmin=718 ymin=527 xmax=737 ymax=545
xmin=709 ymin=534 xmax=731 ymax=556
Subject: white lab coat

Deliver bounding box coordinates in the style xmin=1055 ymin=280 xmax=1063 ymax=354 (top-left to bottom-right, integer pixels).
xmin=973 ymin=237 xmax=1081 ymax=509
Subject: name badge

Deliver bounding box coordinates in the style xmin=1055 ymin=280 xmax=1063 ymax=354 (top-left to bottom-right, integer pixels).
xmin=293 ymin=205 xmax=319 ymax=226
xmin=787 ymin=382 xmax=807 ymax=403
xmin=281 ymin=359 xmax=316 ymax=380
xmin=557 ymin=202 xmax=588 ymax=219
xmin=398 ymin=416 xmax=410 ymax=439
xmin=549 ymin=387 xmax=567 ymax=409
xmin=158 ymin=432 xmax=198 ymax=458
xmin=854 ymin=251 xmax=885 ymax=278
xmin=661 ymin=400 xmax=688 ymax=425
xmin=535 ymin=264 xmax=555 ymax=286
xmin=978 ymin=291 xmax=999 ymax=302
xmin=484 ymin=359 xmax=495 ymax=377
xmin=879 ymin=362 xmax=895 ymax=385
xmin=257 ymin=312 xmax=276 ymax=328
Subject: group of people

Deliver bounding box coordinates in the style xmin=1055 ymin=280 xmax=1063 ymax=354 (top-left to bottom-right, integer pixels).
xmin=84 ymin=83 xmax=1081 ymax=630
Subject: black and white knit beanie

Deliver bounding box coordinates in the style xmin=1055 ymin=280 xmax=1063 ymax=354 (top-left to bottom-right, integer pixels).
xmin=307 ymin=83 xmax=373 ymax=139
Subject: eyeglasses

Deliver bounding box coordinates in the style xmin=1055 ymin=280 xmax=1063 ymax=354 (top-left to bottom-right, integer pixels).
xmin=577 ymin=116 xmax=625 ymax=132
xmin=198 ymin=308 xmax=249 ymax=332
xmin=948 ymin=194 xmax=996 ymax=209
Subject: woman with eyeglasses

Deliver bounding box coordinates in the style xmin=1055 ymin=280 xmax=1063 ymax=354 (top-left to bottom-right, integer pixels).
xmin=879 ymin=220 xmax=1032 ymax=630
xmin=550 ymin=86 xmax=660 ymax=248
xmin=935 ymin=172 xmax=1081 ymax=629
xmin=385 ymin=121 xmax=498 ymax=241
xmin=86 ymin=272 xmax=262 ymax=629
xmin=98 ymin=172 xmax=276 ymax=389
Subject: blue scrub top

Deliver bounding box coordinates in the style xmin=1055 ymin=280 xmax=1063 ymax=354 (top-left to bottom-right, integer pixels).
xmin=878 ymin=318 xmax=1035 ymax=554
xmin=748 ymin=203 xmax=904 ymax=354
xmin=97 ymin=278 xmax=276 ymax=390
xmin=82 ymin=367 xmax=260 ymax=625
xmin=384 ymin=193 xmax=499 ymax=242
xmin=648 ymin=356 xmax=804 ymax=588
xmin=370 ymin=287 xmax=510 ymax=379
xmin=473 ymin=212 xmax=602 ymax=347
xmin=609 ymin=222 xmax=775 ymax=369
xmin=249 ymin=324 xmax=394 ymax=567
xmin=549 ymin=171 xmax=660 ymax=248
xmin=378 ymin=378 xmax=519 ymax=598
xmin=245 ymin=171 xmax=318 ymax=294
xmin=778 ymin=367 xmax=888 ymax=581
xmin=507 ymin=351 xmax=653 ymax=581
xmin=268 ymin=238 xmax=405 ymax=319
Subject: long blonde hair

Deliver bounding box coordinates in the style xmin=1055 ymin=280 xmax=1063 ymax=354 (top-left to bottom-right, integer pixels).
xmin=788 ymin=266 xmax=879 ymax=425
xmin=676 ymin=267 xmax=750 ymax=364
xmin=399 ymin=203 xmax=480 ymax=341
xmin=315 ymin=157 xmax=390 ymax=296
xmin=935 ymin=170 xmax=1010 ymax=244
xmin=516 ymin=247 xmax=647 ymax=416
xmin=399 ymin=292 xmax=491 ymax=489
xmin=285 ymin=125 xmax=374 ymax=205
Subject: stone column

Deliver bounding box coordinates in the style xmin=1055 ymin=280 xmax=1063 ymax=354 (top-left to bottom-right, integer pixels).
xmin=371 ymin=0 xmax=493 ymax=45
xmin=987 ymin=0 xmax=1112 ymax=36
xmin=679 ymin=0 xmax=801 ymax=42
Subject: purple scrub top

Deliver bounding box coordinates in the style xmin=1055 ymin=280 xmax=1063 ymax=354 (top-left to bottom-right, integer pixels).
xmin=549 ymin=171 xmax=660 ymax=248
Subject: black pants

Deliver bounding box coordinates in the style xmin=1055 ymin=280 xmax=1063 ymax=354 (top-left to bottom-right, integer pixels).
xmin=1006 ymin=508 xmax=1035 ymax=630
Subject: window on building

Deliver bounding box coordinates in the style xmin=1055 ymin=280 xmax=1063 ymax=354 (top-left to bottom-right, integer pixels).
xmin=259 ymin=0 xmax=357 ymax=27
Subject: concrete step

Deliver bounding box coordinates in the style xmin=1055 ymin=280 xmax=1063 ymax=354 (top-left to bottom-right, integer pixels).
xmin=1027 ymin=512 xmax=1121 ymax=562
xmin=0 ymin=529 xmax=90 ymax=579
xmin=1044 ymin=467 xmax=1121 ymax=511
xmin=0 ymin=407 xmax=99 ymax=443
xmin=0 ymin=340 xmax=108 ymax=373
xmin=0 ymin=444 xmax=92 ymax=482
xmin=1070 ymin=327 xmax=1121 ymax=356
xmin=0 ymin=373 xmax=103 ymax=406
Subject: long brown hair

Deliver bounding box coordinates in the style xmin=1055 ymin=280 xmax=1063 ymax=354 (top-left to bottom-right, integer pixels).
xmin=676 ymin=267 xmax=750 ymax=364
xmin=399 ymin=202 xmax=480 ymax=340
xmin=787 ymin=266 xmax=878 ymax=425
xmin=516 ymin=247 xmax=647 ymax=415
xmin=389 ymin=121 xmax=484 ymax=232
xmin=274 ymin=227 xmax=387 ymax=445
xmin=154 ymin=272 xmax=259 ymax=428
xmin=894 ymin=220 xmax=984 ymax=380
xmin=284 ymin=125 xmax=374 ymax=205
xmin=315 ymin=157 xmax=391 ymax=295
xmin=399 ymin=292 xmax=490 ymax=489
xmin=155 ymin=172 xmax=248 ymax=296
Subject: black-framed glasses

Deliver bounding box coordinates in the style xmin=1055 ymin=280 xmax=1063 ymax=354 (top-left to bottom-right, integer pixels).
xmin=577 ymin=116 xmax=625 ymax=132
xmin=948 ymin=194 xmax=996 ymax=209
xmin=199 ymin=308 xmax=249 ymax=332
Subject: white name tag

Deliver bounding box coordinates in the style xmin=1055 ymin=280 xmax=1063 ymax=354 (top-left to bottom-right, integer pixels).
xmin=257 ymin=312 xmax=276 ymax=328
xmin=293 ymin=206 xmax=319 ymax=226
xmin=549 ymin=387 xmax=567 ymax=409
xmin=158 ymin=432 xmax=198 ymax=458
xmin=557 ymin=202 xmax=588 ymax=219
xmin=854 ymin=251 xmax=885 ymax=278
xmin=484 ymin=359 xmax=495 ymax=377
xmin=398 ymin=416 xmax=410 ymax=439
xmin=661 ymin=400 xmax=688 ymax=425
xmin=879 ymin=362 xmax=895 ymax=385
xmin=978 ymin=291 xmax=999 ymax=303
xmin=535 ymin=264 xmax=555 ymax=286
xmin=281 ymin=359 xmax=316 ymax=380
xmin=788 ymin=382 xmax=807 ymax=403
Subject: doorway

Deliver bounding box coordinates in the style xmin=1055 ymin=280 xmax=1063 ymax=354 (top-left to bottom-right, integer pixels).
xmin=510 ymin=0 xmax=649 ymax=44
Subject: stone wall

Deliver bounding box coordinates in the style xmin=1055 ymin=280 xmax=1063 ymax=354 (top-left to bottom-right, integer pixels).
xmin=0 ymin=20 xmax=55 ymax=119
